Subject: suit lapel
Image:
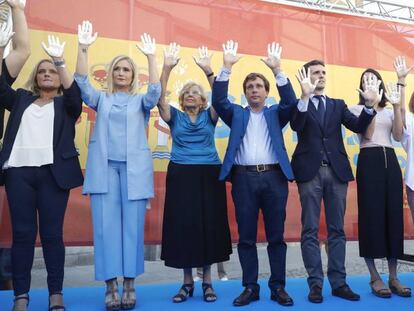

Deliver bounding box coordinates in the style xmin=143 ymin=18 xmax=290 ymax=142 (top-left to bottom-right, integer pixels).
xmin=242 ymin=107 xmax=250 ymax=135
xmin=53 ymin=99 xmax=63 ymax=147
xmin=324 ymin=96 xmax=334 ymax=133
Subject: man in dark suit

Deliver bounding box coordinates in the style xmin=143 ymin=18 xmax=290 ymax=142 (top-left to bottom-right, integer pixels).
xmin=212 ymin=41 xmax=297 ymax=307
xmin=291 ymin=60 xmax=376 ymax=303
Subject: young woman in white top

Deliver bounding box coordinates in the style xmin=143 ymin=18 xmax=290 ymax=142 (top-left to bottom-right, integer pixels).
xmin=350 ymin=68 xmax=410 ymax=298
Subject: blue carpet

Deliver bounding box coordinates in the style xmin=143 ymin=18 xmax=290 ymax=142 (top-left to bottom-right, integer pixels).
xmin=0 ymin=274 xmax=413 ymax=310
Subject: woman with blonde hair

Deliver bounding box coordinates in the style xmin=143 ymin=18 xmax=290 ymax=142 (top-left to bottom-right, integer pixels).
xmin=159 ymin=44 xmax=232 ymax=303
xmin=0 ymin=14 xmax=83 ymax=311
xmin=74 ymin=21 xmax=161 ymax=311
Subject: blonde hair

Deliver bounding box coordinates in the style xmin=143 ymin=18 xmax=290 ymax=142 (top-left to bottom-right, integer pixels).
xmin=178 ymin=82 xmax=208 ymax=111
xmin=409 ymin=91 xmax=414 ymax=114
xmin=25 ymin=59 xmax=63 ymax=96
xmin=106 ymin=55 xmax=138 ymax=94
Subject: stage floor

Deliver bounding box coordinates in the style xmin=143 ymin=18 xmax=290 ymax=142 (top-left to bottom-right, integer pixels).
xmin=1 ymin=274 xmax=413 ymax=310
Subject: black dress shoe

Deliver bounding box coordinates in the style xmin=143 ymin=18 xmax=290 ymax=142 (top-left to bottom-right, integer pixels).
xmin=332 ymin=284 xmax=360 ymax=301
xmin=308 ymin=285 xmax=323 ymax=303
xmin=270 ymin=287 xmax=294 ymax=306
xmin=233 ymin=288 xmax=259 ymax=306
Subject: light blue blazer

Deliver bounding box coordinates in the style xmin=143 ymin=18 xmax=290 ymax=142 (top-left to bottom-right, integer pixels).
xmin=74 ymin=74 xmax=161 ymax=200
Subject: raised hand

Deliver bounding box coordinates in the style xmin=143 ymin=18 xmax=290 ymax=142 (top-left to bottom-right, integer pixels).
xmin=78 ymin=20 xmax=98 ymax=47
xmin=163 ymin=42 xmax=180 ymax=69
xmin=222 ymin=40 xmax=241 ymax=70
xmin=0 ymin=21 xmax=13 ymax=48
xmin=261 ymin=42 xmax=282 ymax=74
xmin=357 ymin=72 xmax=382 ymax=107
xmin=6 ymin=0 xmax=26 ymax=9
xmin=296 ymin=67 xmax=319 ymax=99
xmin=385 ymin=82 xmax=401 ymax=105
xmin=394 ymin=56 xmax=414 ymax=80
xmin=137 ymin=33 xmax=156 ymax=56
xmin=41 ymin=35 xmax=66 ymax=59
xmin=193 ymin=46 xmax=213 ymax=73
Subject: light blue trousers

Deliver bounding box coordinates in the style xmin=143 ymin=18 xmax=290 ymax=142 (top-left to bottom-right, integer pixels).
xmin=90 ymin=160 xmax=147 ymax=281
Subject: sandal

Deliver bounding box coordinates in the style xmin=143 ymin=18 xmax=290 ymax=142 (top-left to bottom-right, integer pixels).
xmin=172 ymin=283 xmax=194 ymax=303
xmin=48 ymin=293 xmax=65 ymax=311
xmin=121 ymin=286 xmax=136 ymax=310
xmin=12 ymin=294 xmax=29 ymax=311
xmin=389 ymin=278 xmax=411 ymax=297
xmin=369 ymin=279 xmax=391 ymax=298
xmin=105 ymin=279 xmax=121 ymax=311
xmin=202 ymin=283 xmax=217 ymax=302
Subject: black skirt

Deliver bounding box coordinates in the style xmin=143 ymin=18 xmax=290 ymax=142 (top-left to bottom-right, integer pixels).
xmin=161 ymin=161 xmax=232 ymax=268
xmin=356 ymin=147 xmax=404 ymax=259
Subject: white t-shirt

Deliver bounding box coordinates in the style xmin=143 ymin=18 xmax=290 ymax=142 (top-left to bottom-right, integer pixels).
xmin=402 ymin=112 xmax=414 ymax=190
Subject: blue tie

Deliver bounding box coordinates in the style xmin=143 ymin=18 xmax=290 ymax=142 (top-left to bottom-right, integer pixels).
xmin=315 ymin=95 xmax=325 ymax=126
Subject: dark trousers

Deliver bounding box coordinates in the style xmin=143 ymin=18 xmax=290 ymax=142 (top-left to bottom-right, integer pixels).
xmin=231 ymin=167 xmax=288 ymax=292
xmin=297 ymin=166 xmax=347 ymax=290
xmin=5 ymin=166 xmax=69 ymax=296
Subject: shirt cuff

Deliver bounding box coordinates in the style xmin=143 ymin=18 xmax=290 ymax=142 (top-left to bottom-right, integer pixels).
xmin=363 ymin=106 xmax=374 ymax=115
xmin=215 ymin=67 xmax=231 ymax=81
xmin=275 ymin=72 xmax=288 ymax=86
xmin=297 ymin=99 xmax=309 ymax=112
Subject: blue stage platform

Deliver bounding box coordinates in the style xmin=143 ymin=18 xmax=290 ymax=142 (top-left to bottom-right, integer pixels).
xmin=0 ymin=274 xmax=413 ymax=310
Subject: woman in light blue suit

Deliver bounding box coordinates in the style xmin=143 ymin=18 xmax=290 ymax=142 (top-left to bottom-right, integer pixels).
xmin=74 ymin=22 xmax=161 ymax=311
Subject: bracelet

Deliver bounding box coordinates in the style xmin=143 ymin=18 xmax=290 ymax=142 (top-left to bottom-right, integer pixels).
xmin=206 ymin=72 xmax=214 ymax=78
xmin=397 ymin=82 xmax=406 ymax=87
xmin=53 ymin=59 xmax=66 ymax=68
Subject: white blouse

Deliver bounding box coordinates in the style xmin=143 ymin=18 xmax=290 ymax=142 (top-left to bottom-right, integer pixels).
xmin=349 ymin=105 xmax=394 ymax=149
xmin=5 ymin=101 xmax=55 ymax=168
xmin=402 ymin=113 xmax=414 ymax=190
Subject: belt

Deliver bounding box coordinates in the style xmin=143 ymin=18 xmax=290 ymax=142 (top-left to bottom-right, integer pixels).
xmin=233 ymin=164 xmax=280 ymax=173
xmin=321 ymin=160 xmax=330 ymax=167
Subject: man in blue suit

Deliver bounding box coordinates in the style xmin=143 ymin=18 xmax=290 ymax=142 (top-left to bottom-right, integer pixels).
xmin=212 ymin=41 xmax=297 ymax=307
xmin=291 ymin=61 xmax=376 ymax=303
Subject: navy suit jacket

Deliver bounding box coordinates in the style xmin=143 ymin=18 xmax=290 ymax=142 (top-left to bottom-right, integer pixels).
xmin=0 ymin=78 xmax=84 ymax=190
xmin=290 ymin=97 xmax=375 ymax=183
xmin=212 ymin=79 xmax=297 ymax=181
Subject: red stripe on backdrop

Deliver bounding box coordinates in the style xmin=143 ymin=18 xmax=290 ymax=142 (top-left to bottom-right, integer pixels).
xmin=26 ymin=0 xmax=414 ymax=70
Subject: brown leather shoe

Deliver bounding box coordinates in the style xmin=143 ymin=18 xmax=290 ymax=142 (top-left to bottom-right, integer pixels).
xmin=270 ymin=287 xmax=294 ymax=306
xmin=308 ymin=285 xmax=323 ymax=303
xmin=233 ymin=288 xmax=259 ymax=306
xmin=332 ymin=284 xmax=360 ymax=301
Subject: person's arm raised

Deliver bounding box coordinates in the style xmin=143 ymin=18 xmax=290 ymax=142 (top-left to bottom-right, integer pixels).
xmin=158 ymin=42 xmax=180 ymax=123
xmin=4 ymin=0 xmax=30 ymax=78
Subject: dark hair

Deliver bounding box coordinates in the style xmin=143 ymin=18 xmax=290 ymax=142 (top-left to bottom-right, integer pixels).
xmin=243 ymin=73 xmax=270 ymax=94
xmin=303 ymin=59 xmax=325 ymax=72
xmin=358 ymin=68 xmax=387 ymax=108
xmin=408 ymin=91 xmax=414 ymax=114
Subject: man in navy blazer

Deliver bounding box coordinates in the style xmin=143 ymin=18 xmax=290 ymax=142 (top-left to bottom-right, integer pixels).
xmin=212 ymin=41 xmax=297 ymax=307
xmin=291 ymin=61 xmax=376 ymax=303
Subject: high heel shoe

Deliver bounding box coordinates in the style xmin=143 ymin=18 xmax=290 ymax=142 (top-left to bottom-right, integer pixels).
xmin=48 ymin=292 xmax=65 ymax=311
xmin=12 ymin=294 xmax=29 ymax=311
xmin=172 ymin=283 xmax=194 ymax=303
xmin=202 ymin=283 xmax=217 ymax=302
xmin=105 ymin=279 xmax=121 ymax=311
xmin=121 ymin=278 xmax=136 ymax=310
